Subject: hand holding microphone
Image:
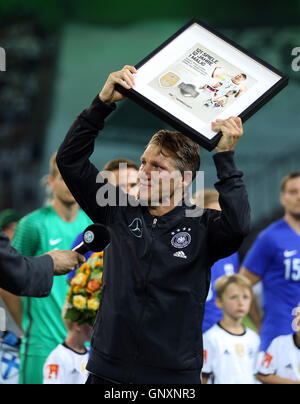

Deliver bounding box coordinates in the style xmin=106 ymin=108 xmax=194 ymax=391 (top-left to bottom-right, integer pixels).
xmin=72 ymin=224 xmax=111 ymax=255
xmin=46 ymin=250 xmax=86 ymax=276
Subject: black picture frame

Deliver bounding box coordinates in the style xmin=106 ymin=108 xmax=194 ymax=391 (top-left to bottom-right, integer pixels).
xmin=116 ymin=18 xmax=289 ymax=151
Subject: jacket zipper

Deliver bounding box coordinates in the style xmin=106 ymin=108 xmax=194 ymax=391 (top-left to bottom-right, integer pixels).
xmin=129 ymin=217 xmax=158 ymax=383
xmin=152 ymin=217 xmax=158 ymax=230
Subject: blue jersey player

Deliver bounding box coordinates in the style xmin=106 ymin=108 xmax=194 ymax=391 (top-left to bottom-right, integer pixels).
xmin=241 ymin=172 xmax=300 ymax=352
xmin=203 ymin=253 xmax=239 ymax=332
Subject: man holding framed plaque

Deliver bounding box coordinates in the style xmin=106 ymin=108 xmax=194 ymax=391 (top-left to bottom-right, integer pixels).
xmin=57 ymin=64 xmax=250 ymax=384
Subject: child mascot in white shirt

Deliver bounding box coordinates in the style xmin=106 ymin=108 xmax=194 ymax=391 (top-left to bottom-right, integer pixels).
xmin=202 ymin=274 xmax=260 ymax=384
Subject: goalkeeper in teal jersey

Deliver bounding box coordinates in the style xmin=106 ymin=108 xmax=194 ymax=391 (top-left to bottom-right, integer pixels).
xmin=7 ymin=153 xmax=92 ymax=384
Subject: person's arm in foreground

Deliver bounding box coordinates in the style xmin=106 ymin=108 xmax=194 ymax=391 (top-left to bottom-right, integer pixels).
xmin=0 ymin=230 xmax=85 ymax=297
xmin=257 ymin=373 xmax=300 ymax=385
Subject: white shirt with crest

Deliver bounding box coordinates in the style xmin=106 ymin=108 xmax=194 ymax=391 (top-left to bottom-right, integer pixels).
xmin=43 ymin=343 xmax=89 ymax=384
xmin=257 ymin=334 xmax=300 ymax=382
xmin=203 ymin=323 xmax=260 ymax=384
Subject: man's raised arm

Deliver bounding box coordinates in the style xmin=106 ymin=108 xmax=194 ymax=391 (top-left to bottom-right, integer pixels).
xmin=207 ymin=117 xmax=251 ymax=263
xmin=56 ymin=66 xmax=137 ymax=224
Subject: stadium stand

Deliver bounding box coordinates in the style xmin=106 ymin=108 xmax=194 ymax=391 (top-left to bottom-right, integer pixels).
xmin=0 ymin=17 xmax=58 ymax=213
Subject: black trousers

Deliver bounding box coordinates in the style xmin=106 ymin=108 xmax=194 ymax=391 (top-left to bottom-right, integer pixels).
xmin=86 ymin=374 xmax=120 ymax=384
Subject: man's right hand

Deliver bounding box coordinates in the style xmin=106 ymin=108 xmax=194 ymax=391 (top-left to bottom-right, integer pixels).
xmin=46 ymin=250 xmax=86 ymax=276
xmin=99 ymin=65 xmax=137 ymax=105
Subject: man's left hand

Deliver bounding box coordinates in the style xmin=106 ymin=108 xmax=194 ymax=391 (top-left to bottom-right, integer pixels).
xmin=212 ymin=117 xmax=243 ymax=152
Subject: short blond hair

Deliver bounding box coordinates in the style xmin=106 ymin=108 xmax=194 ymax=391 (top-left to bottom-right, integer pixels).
xmin=148 ymin=130 xmax=200 ymax=180
xmin=215 ymin=274 xmax=253 ymax=300
xmin=191 ymin=189 xmax=219 ymax=209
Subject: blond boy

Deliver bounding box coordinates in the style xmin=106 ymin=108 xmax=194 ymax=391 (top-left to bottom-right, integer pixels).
xmin=202 ymin=274 xmax=260 ymax=384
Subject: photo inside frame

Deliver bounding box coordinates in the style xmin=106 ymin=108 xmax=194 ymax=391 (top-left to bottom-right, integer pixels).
xmin=126 ymin=20 xmax=287 ymax=148
xmin=148 ymin=43 xmax=258 ymax=124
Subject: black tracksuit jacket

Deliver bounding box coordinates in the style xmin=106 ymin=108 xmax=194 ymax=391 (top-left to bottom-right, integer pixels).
xmin=57 ymin=96 xmax=251 ymax=384
xmin=0 ymin=230 xmax=54 ymax=297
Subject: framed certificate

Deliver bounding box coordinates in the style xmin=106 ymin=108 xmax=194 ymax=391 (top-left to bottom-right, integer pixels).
xmin=116 ymin=18 xmax=289 ymax=151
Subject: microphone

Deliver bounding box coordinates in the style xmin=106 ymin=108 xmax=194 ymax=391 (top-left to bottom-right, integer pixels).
xmin=72 ymin=224 xmax=111 ymax=255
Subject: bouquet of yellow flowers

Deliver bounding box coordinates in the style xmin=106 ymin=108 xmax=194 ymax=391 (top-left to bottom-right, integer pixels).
xmin=65 ymin=252 xmax=104 ymax=326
